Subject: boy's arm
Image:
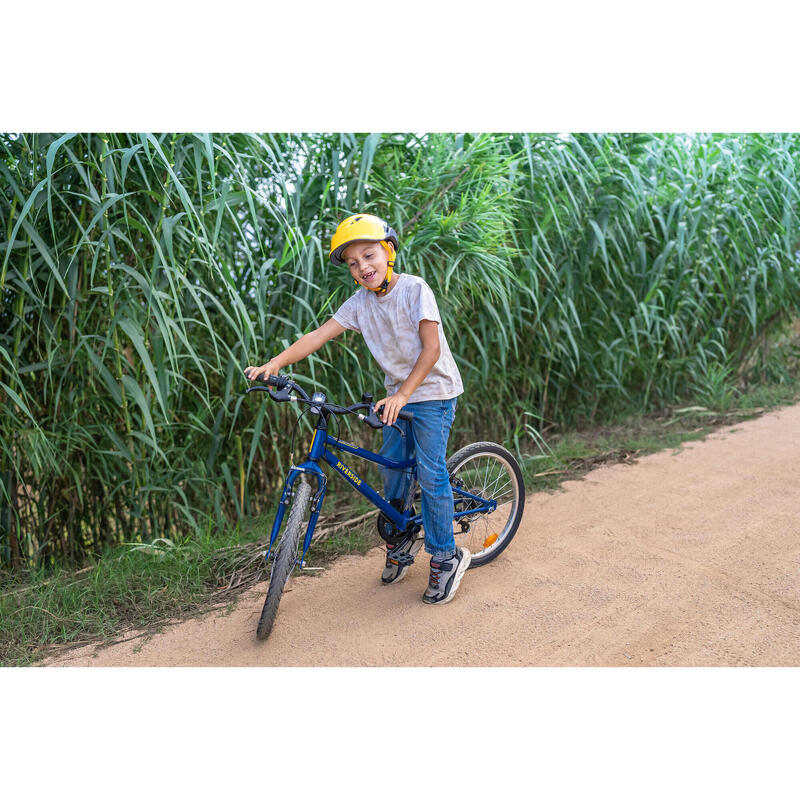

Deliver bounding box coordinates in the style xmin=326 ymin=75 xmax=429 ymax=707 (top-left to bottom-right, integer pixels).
xmin=244 ymin=318 xmax=347 ymax=381
xmin=374 ymin=319 xmax=441 ymax=425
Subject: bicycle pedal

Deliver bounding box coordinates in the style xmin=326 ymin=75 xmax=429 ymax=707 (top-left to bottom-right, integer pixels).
xmin=387 ymin=551 xmax=416 ymax=567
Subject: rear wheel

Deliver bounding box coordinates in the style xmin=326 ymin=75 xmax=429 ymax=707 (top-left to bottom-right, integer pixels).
xmin=256 ymin=479 xmax=312 ymax=640
xmin=447 ymin=442 xmax=525 ymax=567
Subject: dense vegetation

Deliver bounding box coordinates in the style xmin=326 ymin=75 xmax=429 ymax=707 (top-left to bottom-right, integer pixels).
xmin=2 ymin=132 xmax=799 ymax=571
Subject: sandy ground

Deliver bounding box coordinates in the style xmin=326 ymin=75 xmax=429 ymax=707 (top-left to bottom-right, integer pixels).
xmin=45 ymin=403 xmax=800 ymax=667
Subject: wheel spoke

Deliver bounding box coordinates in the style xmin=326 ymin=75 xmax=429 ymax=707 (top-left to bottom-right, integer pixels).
xmin=485 ymin=471 xmax=511 ymax=500
xmin=488 ymin=480 xmax=514 ymax=500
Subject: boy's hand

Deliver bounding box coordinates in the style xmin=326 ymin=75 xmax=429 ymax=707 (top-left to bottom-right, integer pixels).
xmin=244 ymin=359 xmax=282 ymax=382
xmin=374 ymin=392 xmax=408 ymax=427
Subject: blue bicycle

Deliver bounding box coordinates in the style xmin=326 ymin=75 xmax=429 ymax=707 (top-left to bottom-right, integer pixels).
xmin=247 ymin=374 xmax=525 ymax=639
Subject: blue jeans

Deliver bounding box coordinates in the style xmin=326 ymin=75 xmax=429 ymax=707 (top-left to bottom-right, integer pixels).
xmin=378 ymin=397 xmax=458 ymax=559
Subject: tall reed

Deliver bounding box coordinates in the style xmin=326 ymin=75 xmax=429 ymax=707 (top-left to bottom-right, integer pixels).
xmin=1 ymin=132 xmax=798 ymax=570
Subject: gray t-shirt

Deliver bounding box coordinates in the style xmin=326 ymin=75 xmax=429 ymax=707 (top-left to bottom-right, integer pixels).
xmin=332 ymin=273 xmax=464 ymax=403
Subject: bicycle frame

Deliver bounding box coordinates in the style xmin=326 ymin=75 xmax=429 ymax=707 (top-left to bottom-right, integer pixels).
xmin=265 ymin=413 xmax=495 ymax=565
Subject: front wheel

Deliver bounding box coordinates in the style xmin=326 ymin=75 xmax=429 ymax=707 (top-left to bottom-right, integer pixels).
xmin=447 ymin=442 xmax=525 ymax=568
xmin=256 ymin=479 xmax=312 ymax=640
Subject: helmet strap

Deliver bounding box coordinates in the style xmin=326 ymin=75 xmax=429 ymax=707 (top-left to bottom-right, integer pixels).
xmin=359 ymin=242 xmax=395 ymax=295
xmin=356 ymin=262 xmax=393 ymax=294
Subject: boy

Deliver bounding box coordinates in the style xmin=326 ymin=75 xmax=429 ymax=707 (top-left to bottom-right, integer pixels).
xmin=245 ymin=213 xmax=469 ymax=604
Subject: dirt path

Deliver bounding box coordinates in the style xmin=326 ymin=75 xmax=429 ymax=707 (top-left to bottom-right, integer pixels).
xmin=46 ymin=404 xmax=800 ymax=667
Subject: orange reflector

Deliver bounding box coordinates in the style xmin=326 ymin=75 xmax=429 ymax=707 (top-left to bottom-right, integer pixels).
xmin=483 ymin=534 xmax=498 ymax=547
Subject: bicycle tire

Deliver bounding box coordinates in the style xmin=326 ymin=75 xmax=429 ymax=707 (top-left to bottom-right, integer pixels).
xmin=447 ymin=441 xmax=525 ymax=568
xmin=256 ymin=479 xmax=313 ymax=640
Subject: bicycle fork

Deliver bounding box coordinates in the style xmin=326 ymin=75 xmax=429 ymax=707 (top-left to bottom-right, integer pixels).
xmin=265 ymin=464 xmax=328 ymax=566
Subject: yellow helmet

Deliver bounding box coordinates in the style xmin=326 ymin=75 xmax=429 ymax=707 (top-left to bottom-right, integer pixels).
xmin=329 ymin=214 xmax=399 ymax=295
xmin=329 ymin=213 xmax=399 ymax=266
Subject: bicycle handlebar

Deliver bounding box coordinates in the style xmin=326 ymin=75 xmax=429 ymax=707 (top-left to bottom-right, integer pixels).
xmin=245 ymin=373 xmax=414 ymax=430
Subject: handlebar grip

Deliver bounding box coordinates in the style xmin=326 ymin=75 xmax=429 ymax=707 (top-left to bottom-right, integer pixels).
xmin=397 ymin=409 xmax=414 ymax=422
xmin=267 ymin=374 xmax=290 ymax=390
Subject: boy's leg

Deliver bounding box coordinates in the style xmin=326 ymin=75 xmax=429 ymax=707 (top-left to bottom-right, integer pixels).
xmin=410 ymin=398 xmax=470 ymax=604
xmin=408 ymin=398 xmax=458 ymax=559
xmin=378 ymin=416 xmax=420 ymax=585
xmin=378 ymin=417 xmax=413 ymax=502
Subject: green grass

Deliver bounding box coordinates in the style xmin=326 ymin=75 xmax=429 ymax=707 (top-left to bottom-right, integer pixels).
xmin=0 ymin=521 xmax=268 ymax=666
xmin=517 ymin=376 xmax=800 ymax=493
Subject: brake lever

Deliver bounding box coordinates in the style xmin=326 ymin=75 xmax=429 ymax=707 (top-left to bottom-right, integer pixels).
xmin=245 ymin=382 xmax=292 ymax=402
xmin=245 ymin=378 xmax=293 ymax=401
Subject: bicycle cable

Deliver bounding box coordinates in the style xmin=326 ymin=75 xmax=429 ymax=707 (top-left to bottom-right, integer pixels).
xmin=288 ymin=404 xmax=309 ymax=467
xmin=288 ymin=392 xmax=343 ymax=465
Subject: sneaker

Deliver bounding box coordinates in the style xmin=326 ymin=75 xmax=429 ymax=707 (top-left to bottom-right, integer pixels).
xmin=381 ymin=534 xmax=423 ymax=585
xmin=422 ymin=547 xmax=472 ymax=605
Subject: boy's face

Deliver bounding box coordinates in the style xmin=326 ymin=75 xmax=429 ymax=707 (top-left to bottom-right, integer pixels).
xmin=343 ymin=240 xmax=390 ymax=290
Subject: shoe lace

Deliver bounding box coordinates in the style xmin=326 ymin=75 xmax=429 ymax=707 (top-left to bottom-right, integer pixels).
xmin=429 ymin=563 xmax=443 ymax=589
